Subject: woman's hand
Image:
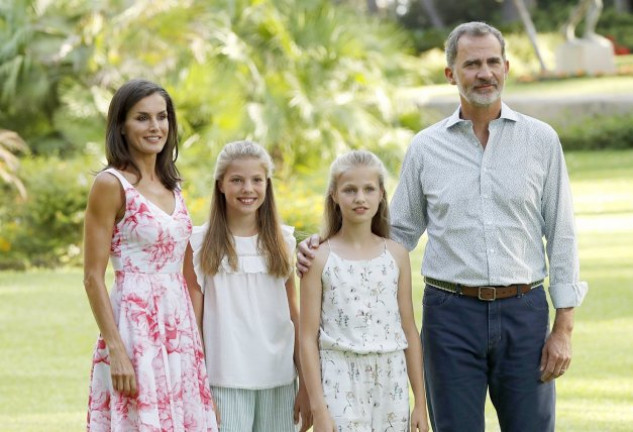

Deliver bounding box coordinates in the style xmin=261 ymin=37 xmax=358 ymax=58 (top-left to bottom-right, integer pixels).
xmin=109 ymin=347 xmax=137 ymax=397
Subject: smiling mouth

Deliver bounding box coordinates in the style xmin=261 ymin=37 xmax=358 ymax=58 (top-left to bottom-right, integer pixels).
xmin=238 ymin=198 xmax=257 ymax=205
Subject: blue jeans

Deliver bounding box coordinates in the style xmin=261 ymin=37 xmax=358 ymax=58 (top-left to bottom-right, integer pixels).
xmin=422 ymin=285 xmax=555 ymax=432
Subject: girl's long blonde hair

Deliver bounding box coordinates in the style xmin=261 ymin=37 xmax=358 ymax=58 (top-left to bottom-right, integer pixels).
xmin=199 ymin=140 xmax=291 ymax=278
xmin=321 ymin=150 xmax=390 ymax=240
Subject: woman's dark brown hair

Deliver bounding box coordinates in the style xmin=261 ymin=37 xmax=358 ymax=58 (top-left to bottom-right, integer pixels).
xmin=105 ymin=79 xmax=181 ymax=190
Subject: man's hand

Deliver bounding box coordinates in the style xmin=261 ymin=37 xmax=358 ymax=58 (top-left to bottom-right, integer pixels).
xmin=296 ymin=234 xmax=321 ymax=277
xmin=540 ymin=307 xmax=574 ymax=382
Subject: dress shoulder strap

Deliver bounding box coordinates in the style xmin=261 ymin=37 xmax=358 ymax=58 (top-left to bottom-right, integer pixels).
xmin=103 ymin=168 xmax=131 ymax=188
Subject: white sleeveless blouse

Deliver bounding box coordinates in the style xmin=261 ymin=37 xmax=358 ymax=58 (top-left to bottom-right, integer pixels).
xmin=191 ymin=223 xmax=296 ymax=389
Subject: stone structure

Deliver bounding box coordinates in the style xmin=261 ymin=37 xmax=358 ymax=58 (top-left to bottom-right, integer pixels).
xmin=556 ymin=0 xmax=616 ymax=75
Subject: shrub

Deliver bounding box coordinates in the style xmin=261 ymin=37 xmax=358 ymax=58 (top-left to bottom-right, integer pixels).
xmin=596 ymin=8 xmax=633 ymax=52
xmin=275 ymin=173 xmax=325 ymax=242
xmin=559 ymin=114 xmax=633 ymax=151
xmin=0 ymin=155 xmax=93 ymax=269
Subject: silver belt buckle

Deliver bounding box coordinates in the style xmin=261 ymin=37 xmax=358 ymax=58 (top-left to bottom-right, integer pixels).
xmin=478 ymin=286 xmax=496 ymax=301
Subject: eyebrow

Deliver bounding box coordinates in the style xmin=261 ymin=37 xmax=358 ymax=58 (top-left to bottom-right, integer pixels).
xmin=462 ymin=56 xmax=502 ymax=65
xmin=132 ymin=110 xmax=168 ymax=115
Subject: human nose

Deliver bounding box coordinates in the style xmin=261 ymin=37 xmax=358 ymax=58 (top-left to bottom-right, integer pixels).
xmin=241 ymin=180 xmax=254 ymax=192
xmin=354 ymin=191 xmax=366 ymax=202
xmin=148 ymin=117 xmax=159 ymax=130
xmin=477 ymin=64 xmax=492 ymax=79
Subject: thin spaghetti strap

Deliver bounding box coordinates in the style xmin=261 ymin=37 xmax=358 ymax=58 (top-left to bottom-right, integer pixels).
xmin=326 ymin=239 xmax=332 ymax=251
xmin=383 ymin=237 xmax=387 ymax=252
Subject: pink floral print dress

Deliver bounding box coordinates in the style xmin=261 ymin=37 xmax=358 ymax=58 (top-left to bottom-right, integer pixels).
xmin=87 ymin=169 xmax=218 ymax=432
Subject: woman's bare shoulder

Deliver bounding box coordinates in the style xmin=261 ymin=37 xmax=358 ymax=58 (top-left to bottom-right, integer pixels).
xmin=87 ymin=170 xmax=125 ymax=211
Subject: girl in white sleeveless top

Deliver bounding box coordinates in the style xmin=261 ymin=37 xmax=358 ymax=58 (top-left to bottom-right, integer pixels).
xmin=183 ymin=141 xmax=311 ymax=432
xmin=300 ymin=150 xmax=429 ymax=432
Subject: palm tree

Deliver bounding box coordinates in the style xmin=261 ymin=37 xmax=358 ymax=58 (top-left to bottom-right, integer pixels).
xmin=0 ymin=0 xmax=92 ymax=155
xmin=511 ymin=0 xmax=548 ymax=72
xmin=0 ymin=130 xmax=28 ymax=198
xmin=85 ymin=0 xmax=423 ymax=174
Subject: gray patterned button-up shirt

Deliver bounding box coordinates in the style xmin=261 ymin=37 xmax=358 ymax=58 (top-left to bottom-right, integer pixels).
xmin=390 ymin=103 xmax=588 ymax=308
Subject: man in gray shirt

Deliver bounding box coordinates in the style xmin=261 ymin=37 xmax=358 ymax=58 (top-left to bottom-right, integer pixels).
xmin=298 ymin=21 xmax=587 ymax=432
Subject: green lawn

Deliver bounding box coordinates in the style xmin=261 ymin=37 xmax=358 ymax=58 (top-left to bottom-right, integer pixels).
xmin=1 ymin=150 xmax=632 ymax=431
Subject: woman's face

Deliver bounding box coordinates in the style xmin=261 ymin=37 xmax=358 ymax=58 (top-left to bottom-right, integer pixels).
xmin=122 ymin=92 xmax=169 ymax=158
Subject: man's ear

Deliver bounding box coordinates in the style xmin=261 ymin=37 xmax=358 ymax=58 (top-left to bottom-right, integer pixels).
xmin=445 ymin=66 xmax=456 ymax=85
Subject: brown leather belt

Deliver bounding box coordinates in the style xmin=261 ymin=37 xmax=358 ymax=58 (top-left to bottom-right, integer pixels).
xmin=424 ymin=277 xmax=543 ymax=301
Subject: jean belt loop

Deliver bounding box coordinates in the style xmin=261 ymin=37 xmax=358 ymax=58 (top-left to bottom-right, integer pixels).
xmin=516 ymin=285 xmax=522 ymax=298
xmin=455 ymin=284 xmax=463 ymax=296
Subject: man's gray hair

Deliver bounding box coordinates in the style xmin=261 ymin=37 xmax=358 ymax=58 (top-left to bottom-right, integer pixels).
xmin=445 ymin=21 xmax=506 ymax=67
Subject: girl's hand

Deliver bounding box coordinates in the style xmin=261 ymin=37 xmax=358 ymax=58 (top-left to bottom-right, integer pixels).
xmin=211 ymin=395 xmax=221 ymax=427
xmin=293 ymin=382 xmax=313 ymax=432
xmin=109 ymin=347 xmax=137 ymax=397
xmin=410 ymin=405 xmax=430 ymax=432
xmin=312 ymin=406 xmax=336 ymax=432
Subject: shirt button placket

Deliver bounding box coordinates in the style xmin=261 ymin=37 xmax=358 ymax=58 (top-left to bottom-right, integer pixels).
xmin=481 ymin=163 xmax=495 ymax=278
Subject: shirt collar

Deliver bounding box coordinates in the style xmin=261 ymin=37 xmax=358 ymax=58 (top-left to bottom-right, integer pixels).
xmin=445 ymin=102 xmax=519 ymax=129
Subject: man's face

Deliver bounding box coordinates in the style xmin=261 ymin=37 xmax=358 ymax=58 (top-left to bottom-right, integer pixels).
xmin=445 ymin=33 xmax=509 ymax=108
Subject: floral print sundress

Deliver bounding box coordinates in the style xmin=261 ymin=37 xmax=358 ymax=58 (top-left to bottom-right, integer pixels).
xmin=87 ymin=168 xmax=218 ymax=432
xmin=318 ymin=240 xmax=410 ymax=431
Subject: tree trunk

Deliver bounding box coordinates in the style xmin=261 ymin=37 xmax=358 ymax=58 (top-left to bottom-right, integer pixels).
xmin=613 ymin=0 xmax=631 ymax=12
xmin=511 ymin=0 xmax=548 ymax=73
xmin=366 ymin=0 xmax=378 ymax=14
xmin=502 ymin=0 xmax=537 ymax=22
xmin=420 ymin=0 xmax=444 ymax=29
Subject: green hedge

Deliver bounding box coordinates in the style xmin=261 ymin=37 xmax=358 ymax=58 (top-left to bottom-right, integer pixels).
xmin=0 ymin=156 xmax=92 ymax=269
xmin=559 ymin=114 xmax=633 ymax=151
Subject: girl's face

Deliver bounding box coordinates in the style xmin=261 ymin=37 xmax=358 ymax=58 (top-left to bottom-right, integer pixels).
xmin=219 ymin=157 xmax=268 ymax=219
xmin=122 ymin=92 xmax=169 ymax=158
xmin=332 ymin=166 xmax=383 ymax=226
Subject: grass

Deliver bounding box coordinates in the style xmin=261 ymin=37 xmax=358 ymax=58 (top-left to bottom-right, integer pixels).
xmin=1 ymin=150 xmax=632 ymax=431
xmin=0 ymin=272 xmax=98 ymax=431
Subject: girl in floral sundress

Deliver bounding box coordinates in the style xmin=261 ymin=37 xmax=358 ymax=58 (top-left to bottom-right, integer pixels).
xmin=183 ymin=140 xmax=311 ymax=432
xmin=83 ymin=79 xmax=218 ymax=431
xmin=300 ymin=150 xmax=429 ymax=432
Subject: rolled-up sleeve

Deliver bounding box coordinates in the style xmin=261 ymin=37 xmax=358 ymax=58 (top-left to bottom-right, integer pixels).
xmin=541 ymin=138 xmax=588 ymax=308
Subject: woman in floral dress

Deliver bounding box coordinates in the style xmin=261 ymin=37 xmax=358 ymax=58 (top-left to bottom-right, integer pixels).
xmin=83 ymin=79 xmax=218 ymax=431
